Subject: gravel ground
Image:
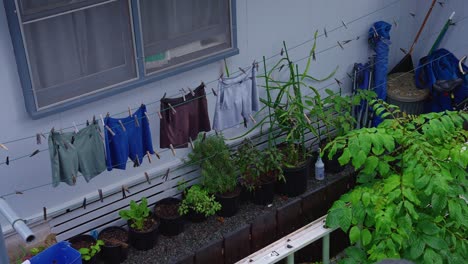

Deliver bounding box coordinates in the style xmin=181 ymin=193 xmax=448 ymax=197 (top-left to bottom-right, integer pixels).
xmin=122 ymin=168 xmax=352 ymax=264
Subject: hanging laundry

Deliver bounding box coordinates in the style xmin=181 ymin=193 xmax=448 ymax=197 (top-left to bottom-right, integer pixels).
xmin=160 ymin=83 xmax=211 ymax=148
xmin=105 ymin=104 xmax=155 ymax=170
xmin=48 ymin=122 xmax=106 ymax=187
xmin=213 ymin=66 xmax=259 ymax=131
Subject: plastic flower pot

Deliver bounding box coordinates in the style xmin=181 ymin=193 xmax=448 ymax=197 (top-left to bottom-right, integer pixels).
xmin=277 ymin=160 xmax=310 ymax=197
xmin=127 ymin=215 xmax=159 ymax=251
xmin=68 ymin=235 xmax=98 ymax=264
xmin=98 ymin=226 xmax=129 ymax=264
xmin=154 ymin=197 xmax=184 ymax=236
xmin=251 ymin=178 xmax=276 ymax=205
xmin=215 ymin=187 xmax=241 ymax=217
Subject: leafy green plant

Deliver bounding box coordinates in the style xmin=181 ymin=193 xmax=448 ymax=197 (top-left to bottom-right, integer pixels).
xmin=178 ymin=185 xmax=221 ymax=217
xmin=325 ymin=101 xmax=468 ymax=263
xmin=78 ymin=240 xmax=104 ymax=261
xmin=119 ymin=197 xmax=151 ymax=231
xmin=187 ymin=134 xmax=237 ymax=194
xmin=235 ymin=139 xmax=284 ymax=191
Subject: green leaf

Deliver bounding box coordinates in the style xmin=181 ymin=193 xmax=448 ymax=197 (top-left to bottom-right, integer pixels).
xmin=363 ymin=156 xmax=379 ymax=174
xmin=352 ymin=150 xmax=367 ymax=169
xmin=410 ymin=238 xmax=426 ymax=259
xmin=383 ymin=175 xmax=400 ymax=194
xmin=423 ymin=235 xmax=448 ymax=250
xmin=417 ymin=220 xmax=439 ymax=235
xmin=378 ymin=161 xmax=390 ymax=176
xmin=403 ymin=188 xmax=420 ymax=205
xmin=339 ymin=148 xmax=351 ymax=166
xmin=404 ymin=201 xmax=419 ymax=220
xmin=361 ymin=228 xmax=372 ymax=246
xmin=349 ymin=226 xmax=361 ymax=244
xmin=423 ymin=248 xmax=443 ymax=264
xmin=362 ymin=192 xmax=371 ymax=207
xmin=338 ymin=207 xmax=353 ymax=232
xmin=344 ymin=246 xmax=366 ymax=261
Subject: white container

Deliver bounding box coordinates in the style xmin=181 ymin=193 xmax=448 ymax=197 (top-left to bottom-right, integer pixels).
xmin=315 ymin=155 xmax=325 ymax=181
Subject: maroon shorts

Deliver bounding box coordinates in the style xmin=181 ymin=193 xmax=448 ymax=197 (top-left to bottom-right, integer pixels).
xmin=160 ymin=84 xmax=211 ymax=148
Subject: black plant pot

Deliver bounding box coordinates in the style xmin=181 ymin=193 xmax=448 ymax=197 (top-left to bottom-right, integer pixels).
xmin=187 ymin=209 xmax=207 ymax=223
xmin=127 ymin=217 xmax=159 ymax=251
xmin=154 ymin=197 xmax=185 ymax=236
xmin=68 ymin=235 xmax=98 ymax=264
xmin=98 ymin=226 xmax=129 ymax=264
xmin=321 ymin=140 xmax=345 ymax=174
xmin=277 ymin=160 xmax=310 ymax=197
xmin=251 ymin=179 xmax=276 ymax=205
xmin=215 ymin=187 xmax=241 ymax=217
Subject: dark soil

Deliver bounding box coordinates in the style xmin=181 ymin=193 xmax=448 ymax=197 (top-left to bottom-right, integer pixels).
xmin=99 ymin=229 xmax=128 ymax=247
xmin=130 ymin=218 xmax=157 ymax=233
xmin=121 ymin=167 xmax=354 ymax=264
xmin=71 ymin=240 xmax=94 ymax=250
xmin=217 ymin=186 xmax=241 ymax=198
xmin=155 ymin=203 xmax=180 ymax=218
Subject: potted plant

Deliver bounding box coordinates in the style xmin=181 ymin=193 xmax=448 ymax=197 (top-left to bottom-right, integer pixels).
xmin=154 ymin=197 xmax=184 ymax=236
xmin=325 ymin=102 xmax=468 ymax=263
xmin=308 ymin=88 xmax=376 ymax=173
xmin=68 ymin=235 xmax=103 ymax=264
xmin=119 ymin=197 xmax=159 ymax=251
xmin=98 ymin=226 xmax=129 ymax=264
xmin=187 ymin=133 xmax=239 ymax=217
xmin=178 ymin=184 xmax=221 ymax=222
xmin=235 ymin=139 xmax=284 ymax=205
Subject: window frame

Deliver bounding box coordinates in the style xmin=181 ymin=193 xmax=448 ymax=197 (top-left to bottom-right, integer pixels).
xmin=3 ymin=0 xmax=239 ymax=119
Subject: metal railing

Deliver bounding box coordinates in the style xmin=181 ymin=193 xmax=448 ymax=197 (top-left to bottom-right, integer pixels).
xmin=236 ymin=215 xmax=337 ymax=264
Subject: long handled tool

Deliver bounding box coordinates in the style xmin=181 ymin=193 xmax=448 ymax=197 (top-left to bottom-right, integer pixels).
xmin=390 ymin=0 xmax=437 ymax=74
xmin=429 ymin=12 xmax=455 ymax=55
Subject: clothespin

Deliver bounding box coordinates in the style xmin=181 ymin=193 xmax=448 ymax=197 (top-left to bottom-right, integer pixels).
xmin=249 ymin=114 xmax=257 ymax=124
xmin=73 ymin=122 xmax=79 ymax=133
xmin=169 ymin=144 xmax=176 ymax=156
xmin=145 ymin=172 xmax=151 ymax=185
xmin=180 ymin=89 xmax=186 ymax=101
xmin=146 ymin=151 xmax=152 ymax=163
xmin=98 ymin=189 xmax=104 ymax=202
xmin=410 ymin=12 xmax=416 ymax=18
xmin=134 ymin=155 xmax=141 ymax=167
xmin=128 ymin=107 xmax=132 ymax=117
xmin=341 ymin=20 xmax=348 ymax=29
xmin=6 ymin=156 xmax=9 ymax=166
xmin=30 ymin=149 xmax=40 ymax=157
xmin=86 ymin=120 xmax=90 ymax=126
xmin=400 ymin=48 xmax=408 ymax=54
xmin=118 ymin=120 xmax=126 ymax=132
xmin=323 ymin=27 xmax=328 ymax=38
xmin=144 ymin=112 xmax=150 ymax=120
xmin=162 ymin=92 xmax=167 ymax=99
xmin=372 ymin=26 xmax=379 ymax=38
xmin=347 ymin=72 xmax=353 ymax=79
xmin=188 ymin=87 xmax=195 ymax=96
xmin=239 ymin=67 xmax=246 ymax=74
xmin=168 ymin=103 xmax=177 ymax=114
xmin=189 ymin=137 xmax=195 ymax=150
xmin=36 ymin=133 xmax=42 ymax=145
xmin=337 ymin=41 xmax=344 ymax=50
xmin=15 ymin=191 xmax=23 ymax=195
xmin=164 ymin=168 xmax=170 ymax=181
xmin=82 ymin=197 xmax=87 ymax=209
xmin=312 ymin=50 xmax=316 ymax=61
xmin=157 ymin=111 xmax=163 ymax=119
xmin=134 ymin=115 xmax=140 ymax=127
xmin=342 ymin=39 xmax=353 ymax=45
xmin=0 ymin=143 xmax=8 ymax=151
xmin=43 ymin=207 xmax=47 ymax=221
xmin=280 ymin=48 xmax=284 ymax=56
xmin=122 ymin=185 xmax=130 ymax=198
xmin=335 ymin=78 xmax=343 ymax=87
xmin=100 ymin=114 xmax=105 ymax=126
xmin=212 ymin=88 xmax=218 ymax=97
xmin=304 ymin=113 xmax=312 ymax=124
xmin=202 ymin=132 xmax=207 ymax=142
xmin=105 ymin=125 xmax=116 ymax=136
xmin=278 ymin=64 xmax=285 ymax=72
xmin=153 ymin=150 xmax=161 ymax=159
xmin=220 ymin=72 xmax=224 ymax=79
xmin=393 ymin=18 xmax=398 ymax=28
xmin=72 ymin=175 xmax=77 ymax=185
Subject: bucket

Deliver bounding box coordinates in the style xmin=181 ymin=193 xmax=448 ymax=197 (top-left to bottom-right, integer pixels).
xmin=387 ymin=73 xmax=429 ymax=115
xmin=29 ymin=241 xmax=82 ymax=264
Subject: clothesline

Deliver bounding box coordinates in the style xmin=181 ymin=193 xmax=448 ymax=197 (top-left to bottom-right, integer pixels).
xmin=0 ymin=0 xmax=402 ymax=146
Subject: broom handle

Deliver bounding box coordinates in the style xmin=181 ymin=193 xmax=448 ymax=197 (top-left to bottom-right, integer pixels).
xmin=408 ymin=0 xmax=437 ymax=55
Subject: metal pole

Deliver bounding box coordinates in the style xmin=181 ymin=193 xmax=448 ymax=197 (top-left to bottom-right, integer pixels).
xmin=322 ymin=234 xmax=330 ymax=264
xmin=0 ymin=224 xmax=9 ymax=264
xmin=286 ymin=253 xmax=294 ymax=264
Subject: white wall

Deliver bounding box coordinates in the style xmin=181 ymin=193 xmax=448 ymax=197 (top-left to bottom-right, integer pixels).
xmin=0 ymin=0 xmax=420 ymax=232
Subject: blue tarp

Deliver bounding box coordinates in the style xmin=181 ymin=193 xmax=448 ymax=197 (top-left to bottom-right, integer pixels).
xmin=415 ymin=48 xmax=468 ymax=112
xmin=368 ymin=21 xmax=392 ymax=126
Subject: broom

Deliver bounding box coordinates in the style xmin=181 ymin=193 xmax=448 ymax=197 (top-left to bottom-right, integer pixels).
xmin=389 ymin=0 xmax=437 ymax=74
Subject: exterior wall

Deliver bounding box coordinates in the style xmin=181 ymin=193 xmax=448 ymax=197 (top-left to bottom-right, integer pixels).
xmin=0 ymin=0 xmax=418 ymax=232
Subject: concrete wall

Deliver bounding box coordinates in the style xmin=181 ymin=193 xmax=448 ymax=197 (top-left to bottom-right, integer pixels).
xmin=0 ymin=0 xmax=427 ymax=234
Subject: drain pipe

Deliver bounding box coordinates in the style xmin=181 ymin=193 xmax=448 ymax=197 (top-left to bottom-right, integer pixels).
xmin=0 ymin=198 xmax=36 ymax=264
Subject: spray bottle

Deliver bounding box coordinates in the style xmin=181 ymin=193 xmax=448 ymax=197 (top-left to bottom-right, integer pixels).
xmin=315 ymin=148 xmax=325 ymax=181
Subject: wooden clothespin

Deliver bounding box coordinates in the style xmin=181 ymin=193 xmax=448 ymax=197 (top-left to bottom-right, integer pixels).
xmin=154 ymin=150 xmax=161 ymax=160
xmin=280 ymin=48 xmax=284 ymax=56
xmin=43 ymin=207 xmax=47 ymax=221
xmin=73 ymin=122 xmax=79 ymax=133
xmin=72 ymin=175 xmax=77 ymax=185
xmin=253 ymin=61 xmax=259 ymax=71
xmin=212 ymin=88 xmax=218 ymax=97
xmin=118 ymin=120 xmax=126 ymax=132
xmin=15 ymin=191 xmax=23 ymax=195
xmin=134 ymin=155 xmax=141 ymax=167
xmin=162 ymin=92 xmax=167 ymax=99
xmin=188 ymin=87 xmax=195 ymax=96
xmin=278 ymin=64 xmax=285 ymax=72
xmin=134 ymin=115 xmax=140 ymax=127
xmin=335 ymin=78 xmax=343 ymax=87
xmin=181 ymin=91 xmax=186 ymax=101
xmin=304 ymin=113 xmax=312 ymax=124
xmin=410 ymin=12 xmax=416 ymax=18
xmin=128 ymin=107 xmax=132 ymax=117
xmin=342 ymin=39 xmax=353 ymax=45
xmin=146 ymin=151 xmax=152 ymax=163
xmin=341 ymin=20 xmax=348 ymax=29
xmin=323 ymin=27 xmax=328 ymax=38
xmin=144 ymin=112 xmax=150 ymax=120
xmin=122 ymin=185 xmax=130 ymax=199
xmin=6 ymin=156 xmax=9 ymax=166
xmin=0 ymin=143 xmax=8 ymax=151
xmin=169 ymin=144 xmax=176 ymax=156
xmin=105 ymin=125 xmax=116 ymax=136
xmin=168 ymin=103 xmax=177 ymax=114
xmin=249 ymin=114 xmax=257 ymax=124
xmin=157 ymin=111 xmax=163 ymax=119
xmin=144 ymin=172 xmax=151 ymax=185
xmin=393 ymin=18 xmax=398 ymax=28
xmin=36 ymin=133 xmax=42 ymax=145
xmin=438 ymin=1 xmax=444 ymax=7
xmin=312 ymin=50 xmax=316 ymax=61
xmin=30 ymin=149 xmax=40 ymax=157
xmin=164 ymin=168 xmax=170 ymax=181
xmin=239 ymin=67 xmax=246 ymax=74
xmin=337 ymin=41 xmax=344 ymax=50
xmin=86 ymin=120 xmax=90 ymax=126
xmin=98 ymin=189 xmax=104 ymax=202
xmin=202 ymin=132 xmax=207 ymax=142
xmin=400 ymin=48 xmax=408 ymax=54
xmin=189 ymin=137 xmax=195 ymax=150
xmin=82 ymin=197 xmax=87 ymax=209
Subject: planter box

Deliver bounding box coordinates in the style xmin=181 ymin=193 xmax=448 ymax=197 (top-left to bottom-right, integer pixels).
xmin=276 ymin=198 xmax=302 ymax=238
xmin=195 ymin=239 xmax=224 ymax=264
xmin=223 ymin=225 xmax=251 ymax=264
xmin=250 ymin=211 xmax=277 ymax=252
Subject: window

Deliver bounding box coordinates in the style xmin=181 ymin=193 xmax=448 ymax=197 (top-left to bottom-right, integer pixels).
xmin=4 ymin=0 xmax=238 ymax=118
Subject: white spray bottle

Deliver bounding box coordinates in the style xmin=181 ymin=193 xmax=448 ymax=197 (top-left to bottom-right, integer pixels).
xmin=315 ymin=148 xmax=325 ymax=181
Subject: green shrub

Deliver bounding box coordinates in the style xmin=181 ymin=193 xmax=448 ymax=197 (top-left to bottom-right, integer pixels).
xmin=119 ymin=197 xmax=151 ymax=231
xmin=178 ymin=185 xmax=221 ymax=217
xmin=78 ymin=240 xmax=104 ymax=261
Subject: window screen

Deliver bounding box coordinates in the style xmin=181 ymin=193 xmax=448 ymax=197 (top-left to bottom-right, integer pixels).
xmin=139 ymin=0 xmax=232 ymax=74
xmin=20 ymin=0 xmax=137 ymax=109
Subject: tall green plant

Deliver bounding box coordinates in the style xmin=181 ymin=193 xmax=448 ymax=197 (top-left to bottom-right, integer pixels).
xmin=119 ymin=198 xmax=151 ymax=231
xmin=187 ymin=134 xmax=237 ymax=194
xmin=325 ymin=101 xmax=468 ymax=263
